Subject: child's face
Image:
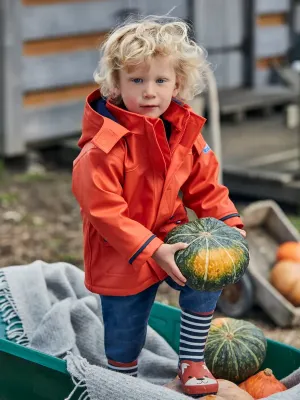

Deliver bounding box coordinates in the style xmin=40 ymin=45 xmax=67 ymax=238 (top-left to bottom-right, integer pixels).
xmin=116 ymin=56 xmax=179 ymax=118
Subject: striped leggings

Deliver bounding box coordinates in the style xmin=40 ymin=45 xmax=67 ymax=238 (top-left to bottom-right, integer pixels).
xmin=100 ymin=277 xmax=221 ymax=375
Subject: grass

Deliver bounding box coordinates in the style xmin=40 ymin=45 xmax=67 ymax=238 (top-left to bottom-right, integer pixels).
xmin=14 ymin=172 xmax=54 ymax=183
xmin=0 ymin=192 xmax=19 ymax=207
xmin=60 ymin=254 xmax=83 ymax=265
xmin=289 ymin=215 xmax=300 ymax=232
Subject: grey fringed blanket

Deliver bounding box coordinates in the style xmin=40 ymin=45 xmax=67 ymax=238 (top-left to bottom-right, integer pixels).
xmin=0 ymin=261 xmax=299 ymax=400
xmin=0 ymin=261 xmax=187 ymax=400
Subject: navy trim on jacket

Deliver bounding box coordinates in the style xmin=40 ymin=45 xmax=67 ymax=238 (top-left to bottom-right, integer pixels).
xmin=92 ymin=98 xmax=118 ymax=122
xmin=220 ymin=213 xmax=240 ymax=222
xmin=129 ymin=235 xmax=157 ymax=264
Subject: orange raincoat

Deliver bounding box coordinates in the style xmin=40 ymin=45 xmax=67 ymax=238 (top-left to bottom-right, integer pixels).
xmin=72 ymin=90 xmax=243 ymax=296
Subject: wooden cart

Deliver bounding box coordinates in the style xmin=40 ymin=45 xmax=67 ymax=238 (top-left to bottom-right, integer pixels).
xmin=218 ymin=200 xmax=300 ymax=327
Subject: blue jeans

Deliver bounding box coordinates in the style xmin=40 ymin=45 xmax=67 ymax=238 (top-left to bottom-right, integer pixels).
xmin=100 ymin=277 xmax=221 ymax=363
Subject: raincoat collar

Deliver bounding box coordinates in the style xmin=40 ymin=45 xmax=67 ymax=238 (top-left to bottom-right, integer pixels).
xmin=79 ymin=90 xmax=206 ymax=151
xmin=105 ymin=95 xmax=193 ymax=134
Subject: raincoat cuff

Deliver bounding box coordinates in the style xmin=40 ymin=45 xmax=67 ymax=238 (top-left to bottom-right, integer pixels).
xmin=130 ymin=236 xmax=163 ymax=269
xmin=222 ymin=216 xmax=244 ymax=229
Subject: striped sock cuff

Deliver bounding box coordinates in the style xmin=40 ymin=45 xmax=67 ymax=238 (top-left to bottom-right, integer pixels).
xmin=182 ymin=308 xmax=215 ymax=316
xmin=107 ymin=359 xmax=138 ymax=377
xmin=179 ymin=310 xmax=213 ymax=362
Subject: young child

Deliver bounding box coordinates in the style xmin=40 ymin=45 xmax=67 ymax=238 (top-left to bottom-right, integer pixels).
xmin=72 ymin=16 xmax=245 ymax=397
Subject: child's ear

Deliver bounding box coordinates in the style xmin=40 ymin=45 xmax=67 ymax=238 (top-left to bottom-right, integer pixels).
xmin=173 ymin=81 xmax=180 ymax=97
xmin=110 ymin=87 xmax=121 ymax=99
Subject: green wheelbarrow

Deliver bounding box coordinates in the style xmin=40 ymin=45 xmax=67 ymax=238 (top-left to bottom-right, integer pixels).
xmin=1 ymin=302 xmax=300 ymax=400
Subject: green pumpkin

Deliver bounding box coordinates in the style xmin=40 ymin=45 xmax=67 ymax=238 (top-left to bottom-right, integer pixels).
xmin=205 ymin=317 xmax=267 ymax=383
xmin=164 ymin=217 xmax=249 ymax=291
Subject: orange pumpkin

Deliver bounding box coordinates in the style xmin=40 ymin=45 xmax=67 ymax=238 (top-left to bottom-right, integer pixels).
xmin=277 ymin=241 xmax=300 ymax=262
xmin=239 ymin=368 xmax=286 ymax=399
xmin=217 ymin=380 xmax=254 ymax=399
xmin=270 ymin=261 xmax=300 ymax=306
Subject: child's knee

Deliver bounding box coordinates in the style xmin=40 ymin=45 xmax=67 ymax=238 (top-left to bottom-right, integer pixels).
xmin=180 ymin=289 xmax=222 ymax=313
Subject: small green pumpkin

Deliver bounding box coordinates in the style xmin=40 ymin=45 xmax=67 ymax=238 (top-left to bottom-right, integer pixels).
xmin=205 ymin=318 xmax=267 ymax=383
xmin=164 ymin=217 xmax=249 ymax=291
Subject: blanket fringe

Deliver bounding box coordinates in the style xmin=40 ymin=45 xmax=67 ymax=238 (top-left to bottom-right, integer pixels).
xmin=64 ymin=353 xmax=91 ymax=400
xmin=0 ymin=272 xmax=29 ymax=346
xmin=65 ymin=378 xmax=89 ymax=400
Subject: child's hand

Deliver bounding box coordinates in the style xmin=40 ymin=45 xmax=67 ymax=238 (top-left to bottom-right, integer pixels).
xmin=152 ymin=243 xmax=188 ymax=286
xmin=233 ymin=227 xmax=246 ymax=237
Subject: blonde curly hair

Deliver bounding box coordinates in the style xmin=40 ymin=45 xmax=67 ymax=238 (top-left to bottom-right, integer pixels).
xmin=94 ymin=16 xmax=210 ymax=102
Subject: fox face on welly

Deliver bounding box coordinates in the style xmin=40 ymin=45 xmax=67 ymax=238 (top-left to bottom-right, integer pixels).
xmin=181 ymin=362 xmax=217 ymax=387
xmin=185 ymin=376 xmax=217 ymax=387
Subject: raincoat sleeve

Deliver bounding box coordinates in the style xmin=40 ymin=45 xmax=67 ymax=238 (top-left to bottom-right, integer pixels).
xmin=181 ymin=134 xmax=244 ymax=228
xmin=72 ymin=146 xmax=163 ymax=268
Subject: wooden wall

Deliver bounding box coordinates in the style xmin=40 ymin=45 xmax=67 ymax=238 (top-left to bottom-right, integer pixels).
xmin=254 ymin=0 xmax=290 ymax=86
xmin=21 ymin=0 xmax=121 ymax=146
xmin=193 ymin=0 xmax=246 ymax=90
xmin=1 ymin=0 xmax=292 ymax=156
xmin=2 ymin=0 xmax=187 ymax=156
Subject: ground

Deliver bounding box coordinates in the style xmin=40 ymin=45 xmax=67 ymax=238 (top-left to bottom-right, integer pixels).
xmin=1 ymin=166 xmax=300 ymax=348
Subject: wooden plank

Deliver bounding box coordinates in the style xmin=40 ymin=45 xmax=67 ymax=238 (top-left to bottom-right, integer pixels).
xmin=295 ymin=3 xmax=300 ymax=34
xmin=242 ymin=149 xmax=299 ymax=168
xmin=243 ymin=201 xmax=300 ymax=327
xmin=23 ymin=32 xmax=107 ymax=56
xmin=255 ymin=0 xmax=290 ymax=14
xmin=256 ymin=55 xmax=286 ymax=69
xmin=1 ymin=0 xmax=24 ymax=156
xmin=22 ymin=50 xmax=99 ymax=91
xmin=145 ymin=0 xmax=187 ymax=19
xmin=256 ymin=13 xmax=287 ymax=26
xmin=24 ymin=101 xmax=85 ymax=143
xmin=254 ymin=68 xmax=271 ymax=87
xmin=194 ymin=0 xmax=244 ymax=49
xmin=22 ymin=1 xmax=125 ymax=40
xmin=208 ymin=51 xmax=243 ymax=89
xmin=23 ymin=83 xmax=98 ymax=107
xmin=22 ymin=0 xmax=98 ymax=5
xmin=218 ymin=88 xmax=296 ymax=113
xmin=255 ymin=25 xmax=289 ymax=57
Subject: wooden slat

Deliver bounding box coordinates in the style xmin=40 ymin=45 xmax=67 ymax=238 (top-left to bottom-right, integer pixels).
xmin=23 ymin=83 xmax=98 ymax=107
xmin=256 ymin=56 xmax=286 ymax=69
xmin=22 ymin=1 xmax=122 ymax=41
xmin=2 ymin=0 xmax=25 ymax=156
xmin=23 ymin=32 xmax=107 ymax=56
xmin=24 ymin=102 xmax=85 ymax=142
xmin=256 ymin=13 xmax=287 ymax=26
xmin=22 ymin=0 xmax=98 ymax=5
xmin=255 ymin=0 xmax=290 ymax=14
xmin=255 ymin=25 xmax=289 ymax=58
xmin=22 ymin=50 xmax=99 ymax=91
xmin=208 ymin=51 xmax=243 ymax=89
